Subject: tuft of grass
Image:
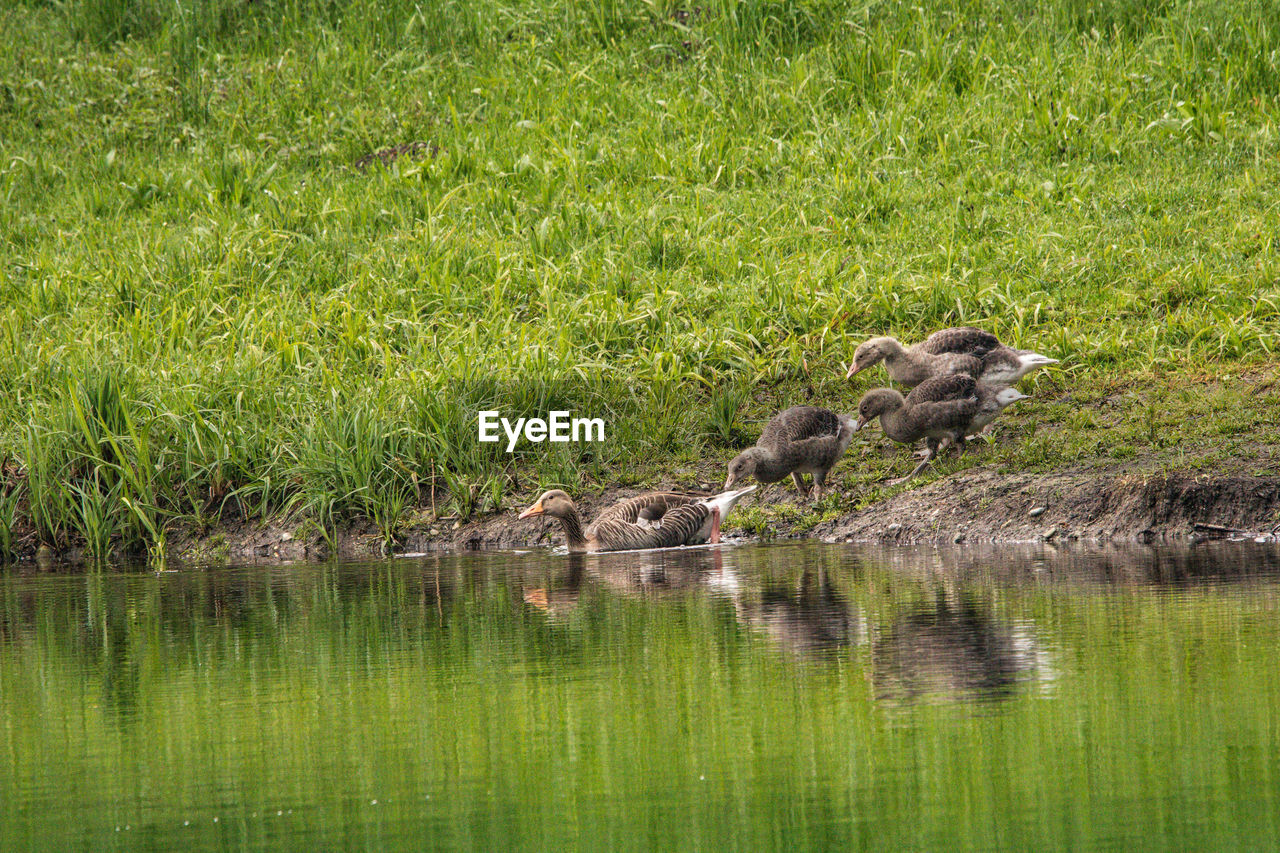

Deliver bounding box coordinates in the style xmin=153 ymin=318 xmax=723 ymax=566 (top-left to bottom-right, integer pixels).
xmin=703 ymin=382 xmax=753 ymax=448
xmin=0 ymin=462 xmax=19 ymax=563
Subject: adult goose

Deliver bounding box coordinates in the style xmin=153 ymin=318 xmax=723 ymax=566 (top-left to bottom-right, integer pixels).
xmin=845 ymin=327 xmax=1057 ymax=387
xmin=517 ymin=487 xmax=757 ymax=552
xmin=724 ymin=406 xmax=856 ymax=500
xmin=854 ymin=374 xmax=1028 ymax=483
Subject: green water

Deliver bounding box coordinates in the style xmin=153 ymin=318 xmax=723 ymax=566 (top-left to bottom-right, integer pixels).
xmin=2 ymin=543 xmax=1279 ymax=851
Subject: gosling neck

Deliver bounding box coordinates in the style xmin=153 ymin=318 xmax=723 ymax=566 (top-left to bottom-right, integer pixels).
xmin=878 ymin=398 xmax=916 ymax=443
xmin=748 ymin=447 xmax=795 ymax=485
xmin=882 ymin=342 xmax=934 ymax=386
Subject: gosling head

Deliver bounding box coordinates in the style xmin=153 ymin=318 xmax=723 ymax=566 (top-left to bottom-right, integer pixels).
xmin=845 ymin=337 xmax=901 ymax=379
xmin=724 ymin=448 xmax=764 ymax=489
xmin=853 ymin=388 xmax=906 ymax=431
xmin=995 ymin=387 xmax=1031 ymax=408
xmin=518 ymin=489 xmax=576 ymax=520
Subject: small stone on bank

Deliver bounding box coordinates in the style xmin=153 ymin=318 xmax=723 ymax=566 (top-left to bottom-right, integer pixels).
xmin=1029 ymin=506 xmax=1047 ymax=518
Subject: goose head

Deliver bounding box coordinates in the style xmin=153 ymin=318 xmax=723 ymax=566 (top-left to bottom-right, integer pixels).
xmin=723 ymin=448 xmax=765 ymax=489
xmin=518 ymin=489 xmax=577 ymax=521
xmin=854 ymin=388 xmax=906 ymax=431
xmin=845 ymin=337 xmax=901 ymax=379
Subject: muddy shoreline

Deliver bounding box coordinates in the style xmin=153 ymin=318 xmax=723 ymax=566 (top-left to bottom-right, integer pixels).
xmin=37 ymin=466 xmax=1278 ymax=567
xmin=7 ymin=464 xmax=1279 ymax=569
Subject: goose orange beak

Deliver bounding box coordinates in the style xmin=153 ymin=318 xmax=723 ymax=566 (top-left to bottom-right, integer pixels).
xmin=518 ymin=500 xmax=544 ymax=520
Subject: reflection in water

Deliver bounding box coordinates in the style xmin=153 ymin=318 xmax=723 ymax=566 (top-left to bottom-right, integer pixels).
xmin=871 ymin=591 xmax=1051 ymax=703
xmin=519 ymin=548 xmax=863 ymax=658
xmin=2 ymin=541 xmax=1279 ymax=851
xmin=520 ymin=549 xmax=728 ymax=619
xmin=863 ymin=541 xmax=1280 ymax=588
xmin=522 ymin=553 xmax=586 ymax=618
xmin=729 ymin=562 xmax=860 ymax=658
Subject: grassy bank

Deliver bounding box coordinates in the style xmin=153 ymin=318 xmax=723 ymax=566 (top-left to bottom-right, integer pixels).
xmin=1 ymin=0 xmax=1278 ymax=563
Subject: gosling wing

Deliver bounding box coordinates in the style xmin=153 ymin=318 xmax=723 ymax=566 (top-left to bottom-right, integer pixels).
xmin=916 ymin=327 xmax=1002 ymax=357
xmin=904 ymin=374 xmax=978 ymax=406
xmin=759 ymin=406 xmax=843 ymax=448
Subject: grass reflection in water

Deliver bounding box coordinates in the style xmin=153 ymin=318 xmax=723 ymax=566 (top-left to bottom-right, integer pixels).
xmin=2 ymin=542 xmax=1278 ymax=850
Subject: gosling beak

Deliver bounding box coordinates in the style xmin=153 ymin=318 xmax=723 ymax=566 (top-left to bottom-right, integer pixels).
xmin=845 ymin=362 xmax=865 ymax=379
xmin=853 ymin=416 xmax=867 ymax=432
xmin=724 ymin=473 xmax=737 ymax=490
xmin=518 ymin=500 xmax=544 ymax=520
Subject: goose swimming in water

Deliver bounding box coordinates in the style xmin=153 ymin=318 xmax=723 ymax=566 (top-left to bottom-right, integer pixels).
xmin=845 ymin=327 xmax=1057 ymax=387
xmin=517 ymin=487 xmax=757 ymax=552
xmin=854 ymin=374 xmax=1029 ymax=483
xmin=724 ymin=406 xmax=856 ymax=500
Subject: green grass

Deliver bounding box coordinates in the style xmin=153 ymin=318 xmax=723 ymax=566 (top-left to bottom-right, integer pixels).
xmin=1 ymin=0 xmax=1278 ymax=562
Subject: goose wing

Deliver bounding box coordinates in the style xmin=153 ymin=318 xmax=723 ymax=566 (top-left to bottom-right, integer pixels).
xmin=759 ymin=406 xmax=843 ymax=449
xmin=590 ymin=503 xmax=712 ymax=551
xmin=916 ymin=327 xmax=1002 ymax=357
xmin=590 ymin=492 xmax=698 ymax=532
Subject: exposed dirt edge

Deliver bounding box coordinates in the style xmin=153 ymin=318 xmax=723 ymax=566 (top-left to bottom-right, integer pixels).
xmin=814 ymin=469 xmax=1280 ymax=546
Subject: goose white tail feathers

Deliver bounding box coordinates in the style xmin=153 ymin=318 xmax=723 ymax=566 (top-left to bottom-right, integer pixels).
xmin=982 ymin=351 xmax=1058 ymax=384
xmin=700 ymin=485 xmax=757 ymax=544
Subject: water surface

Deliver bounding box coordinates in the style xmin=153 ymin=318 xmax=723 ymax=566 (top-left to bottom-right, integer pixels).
xmin=2 ymin=542 xmax=1279 ymax=850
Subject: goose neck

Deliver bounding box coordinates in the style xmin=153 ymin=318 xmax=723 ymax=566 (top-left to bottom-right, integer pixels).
xmin=556 ymin=506 xmax=589 ymax=550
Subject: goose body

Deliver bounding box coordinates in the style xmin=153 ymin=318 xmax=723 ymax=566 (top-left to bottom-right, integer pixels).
xmin=854 ymin=375 xmax=1028 ymax=482
xmin=724 ymin=406 xmax=856 ymax=500
xmin=518 ymin=487 xmax=757 ymax=553
xmin=846 ymin=327 xmax=1057 ymax=387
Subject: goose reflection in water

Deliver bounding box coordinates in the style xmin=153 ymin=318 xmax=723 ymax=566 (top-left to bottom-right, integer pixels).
xmin=519 ymin=548 xmax=866 ymax=658
xmin=727 ymin=562 xmax=861 ymax=658
xmin=520 ymin=549 xmax=733 ymax=620
xmin=871 ymin=590 xmax=1053 ymax=704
